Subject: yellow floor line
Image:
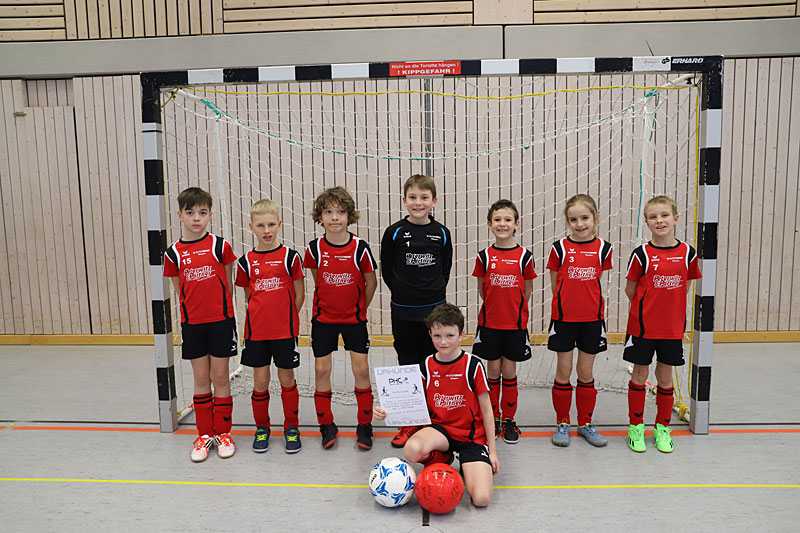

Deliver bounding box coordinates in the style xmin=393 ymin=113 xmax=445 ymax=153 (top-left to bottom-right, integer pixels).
xmin=1 ymin=478 xmax=797 ymax=489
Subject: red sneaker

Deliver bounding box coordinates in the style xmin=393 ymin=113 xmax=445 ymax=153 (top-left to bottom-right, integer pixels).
xmin=391 ymin=426 xmax=419 ymax=448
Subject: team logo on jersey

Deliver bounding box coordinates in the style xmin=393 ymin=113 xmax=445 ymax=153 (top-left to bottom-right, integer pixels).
xmin=406 ymin=252 xmax=435 ymax=267
xmin=568 ymin=266 xmax=596 ymax=280
xmin=184 ymin=265 xmax=214 ymax=282
xmin=254 ymin=277 xmax=282 ymax=291
xmin=433 ymin=393 xmax=465 ymax=410
xmin=403 ymin=232 xmax=412 ymax=238
xmin=322 ymin=272 xmax=353 ymax=286
xmin=426 ymin=234 xmax=442 ymax=241
xmin=653 ymin=274 xmax=683 ymax=289
xmin=488 ymin=273 xmax=517 ymax=287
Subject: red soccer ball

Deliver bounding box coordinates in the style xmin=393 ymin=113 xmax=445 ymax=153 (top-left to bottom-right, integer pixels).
xmin=414 ymin=463 xmax=464 ymax=514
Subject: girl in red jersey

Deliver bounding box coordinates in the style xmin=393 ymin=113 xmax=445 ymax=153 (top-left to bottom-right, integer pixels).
xmin=471 ymin=200 xmax=536 ymax=444
xmin=546 ymin=194 xmax=613 ymax=448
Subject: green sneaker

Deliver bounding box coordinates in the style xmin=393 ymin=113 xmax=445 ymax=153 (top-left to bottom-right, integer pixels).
xmin=654 ymin=423 xmax=674 ymax=453
xmin=627 ymin=423 xmax=646 ymax=453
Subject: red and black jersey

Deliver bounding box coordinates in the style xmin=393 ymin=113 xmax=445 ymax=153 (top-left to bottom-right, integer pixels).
xmin=547 ymin=237 xmax=613 ymax=322
xmin=420 ymin=351 xmax=490 ymax=445
xmin=235 ymin=245 xmax=304 ymax=341
xmin=626 ymin=241 xmax=702 ymax=340
xmin=163 ymin=233 xmax=237 ymax=325
xmin=303 ymin=233 xmax=377 ymax=325
xmin=472 ymin=245 xmax=537 ymax=330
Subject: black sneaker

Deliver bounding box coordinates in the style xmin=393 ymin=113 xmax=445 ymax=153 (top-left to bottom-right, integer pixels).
xmin=252 ymin=426 xmax=270 ymax=453
xmin=494 ymin=418 xmax=502 ymax=439
xmin=320 ymin=422 xmax=338 ymax=449
xmin=356 ymin=423 xmax=373 ymax=450
xmin=502 ymin=418 xmax=521 ymax=444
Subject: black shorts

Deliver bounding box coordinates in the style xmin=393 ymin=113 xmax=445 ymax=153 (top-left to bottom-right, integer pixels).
xmin=391 ymin=315 xmax=436 ymax=366
xmin=311 ymin=320 xmax=370 ymax=357
xmin=547 ymin=320 xmax=608 ymax=355
xmin=431 ymin=424 xmax=492 ymax=466
xmin=241 ymin=338 xmax=300 ymax=369
xmin=181 ymin=318 xmax=237 ymax=360
xmin=472 ymin=326 xmax=531 ymax=362
xmin=622 ymin=335 xmax=685 ymax=366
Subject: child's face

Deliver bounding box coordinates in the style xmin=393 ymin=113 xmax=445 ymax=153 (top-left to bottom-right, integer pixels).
xmin=488 ymin=207 xmax=519 ymax=241
xmin=566 ymin=203 xmax=597 ymax=242
xmin=319 ymin=202 xmax=349 ymax=234
xmin=644 ymin=202 xmax=679 ymax=240
xmin=249 ymin=212 xmax=281 ymax=250
xmin=429 ymin=323 xmax=464 ymax=358
xmin=403 ymin=185 xmax=437 ymax=223
xmin=178 ymin=204 xmax=212 ymax=238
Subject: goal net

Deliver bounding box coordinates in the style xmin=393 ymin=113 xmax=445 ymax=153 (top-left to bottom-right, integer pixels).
xmin=159 ymin=70 xmax=701 ymax=420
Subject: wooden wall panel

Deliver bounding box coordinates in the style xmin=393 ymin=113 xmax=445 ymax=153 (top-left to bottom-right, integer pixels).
xmin=3 ymin=0 xmax=799 ymax=41
xmin=533 ymin=1 xmax=797 ymax=24
xmin=71 ymin=75 xmax=150 ymax=334
xmin=0 ymin=0 xmax=65 ymax=40
xmin=0 ymin=80 xmax=90 ymax=334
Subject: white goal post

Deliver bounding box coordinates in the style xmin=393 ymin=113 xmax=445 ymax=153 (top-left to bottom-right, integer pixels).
xmin=142 ymin=56 xmax=721 ymax=435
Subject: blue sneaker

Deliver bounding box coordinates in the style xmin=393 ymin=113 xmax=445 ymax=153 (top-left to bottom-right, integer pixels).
xmin=577 ymin=424 xmax=608 ymax=447
xmin=552 ymin=423 xmax=570 ymax=447
xmin=252 ymin=426 xmax=270 ymax=453
xmin=284 ymin=426 xmax=302 ymax=454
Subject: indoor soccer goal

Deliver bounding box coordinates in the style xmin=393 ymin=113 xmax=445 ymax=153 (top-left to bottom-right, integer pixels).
xmin=143 ymin=57 xmax=720 ymax=434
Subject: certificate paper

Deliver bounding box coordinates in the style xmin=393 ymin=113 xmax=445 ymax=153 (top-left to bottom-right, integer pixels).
xmin=374 ymin=365 xmax=431 ymax=427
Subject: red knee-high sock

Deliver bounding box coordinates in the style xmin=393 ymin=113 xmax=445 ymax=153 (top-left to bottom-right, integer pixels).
xmin=552 ymin=380 xmax=573 ymax=425
xmin=628 ymin=381 xmax=646 ymax=425
xmin=282 ymin=382 xmax=300 ymax=430
xmin=575 ymin=379 xmax=597 ymax=427
xmin=314 ymin=390 xmax=334 ymax=425
xmin=488 ymin=377 xmax=501 ymax=420
xmin=355 ymin=386 xmax=374 ymax=425
xmin=501 ymin=376 xmax=518 ymax=420
xmin=193 ymin=393 xmax=214 ymax=436
xmin=656 ymin=386 xmax=674 ymax=426
xmin=251 ymin=389 xmax=270 ymax=429
xmin=213 ymin=395 xmax=233 ymax=435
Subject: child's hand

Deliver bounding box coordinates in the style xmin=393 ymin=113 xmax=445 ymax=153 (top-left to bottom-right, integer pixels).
xmin=489 ymin=451 xmax=499 ymax=475
xmin=373 ymin=406 xmax=387 ymax=421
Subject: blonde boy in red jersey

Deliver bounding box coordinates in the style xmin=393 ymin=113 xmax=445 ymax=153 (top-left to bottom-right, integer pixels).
xmin=375 ymin=303 xmax=499 ymax=508
xmin=163 ymin=187 xmax=238 ymax=462
xmin=303 ymin=186 xmax=378 ymax=451
xmin=235 ymin=199 xmax=305 ymax=454
xmin=472 ymin=200 xmax=536 ymax=444
xmin=624 ymin=195 xmax=702 ymax=453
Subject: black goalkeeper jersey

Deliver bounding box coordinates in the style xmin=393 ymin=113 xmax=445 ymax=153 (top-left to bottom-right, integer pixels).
xmin=380 ymin=216 xmax=453 ymax=321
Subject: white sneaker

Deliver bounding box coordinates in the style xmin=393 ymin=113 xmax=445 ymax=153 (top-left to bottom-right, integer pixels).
xmin=190 ymin=434 xmax=215 ymax=462
xmin=215 ymin=433 xmax=236 ymax=459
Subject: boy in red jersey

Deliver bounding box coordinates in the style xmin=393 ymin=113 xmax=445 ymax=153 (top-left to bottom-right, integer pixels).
xmin=236 ymin=199 xmax=305 ymax=454
xmin=163 ymin=187 xmax=238 ymax=462
xmin=375 ymin=303 xmax=498 ymax=507
xmin=546 ymin=194 xmax=613 ymax=448
xmin=303 ymin=186 xmax=378 ymax=450
xmin=381 ymin=174 xmax=453 ymax=448
xmin=624 ymin=195 xmax=702 ymax=453
xmin=472 ymin=200 xmax=536 ymax=444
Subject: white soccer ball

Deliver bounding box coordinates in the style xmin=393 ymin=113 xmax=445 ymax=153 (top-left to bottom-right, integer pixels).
xmin=368 ymin=457 xmax=417 ymax=507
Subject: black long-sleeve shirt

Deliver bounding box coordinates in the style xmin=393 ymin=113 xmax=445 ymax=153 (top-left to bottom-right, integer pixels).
xmin=380 ymin=215 xmax=453 ymax=321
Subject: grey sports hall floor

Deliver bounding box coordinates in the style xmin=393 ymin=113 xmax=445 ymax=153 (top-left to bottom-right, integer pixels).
xmin=1 ymin=343 xmax=798 ymax=532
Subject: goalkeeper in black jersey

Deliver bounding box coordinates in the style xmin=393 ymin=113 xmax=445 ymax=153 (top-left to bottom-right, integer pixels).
xmin=380 ymin=174 xmax=453 ymax=447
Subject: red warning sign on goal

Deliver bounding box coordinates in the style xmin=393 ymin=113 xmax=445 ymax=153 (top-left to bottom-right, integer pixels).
xmin=390 ymin=61 xmax=462 ymax=77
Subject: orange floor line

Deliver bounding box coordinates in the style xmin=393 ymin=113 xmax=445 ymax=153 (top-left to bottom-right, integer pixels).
xmin=9 ymin=425 xmax=799 ymax=436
